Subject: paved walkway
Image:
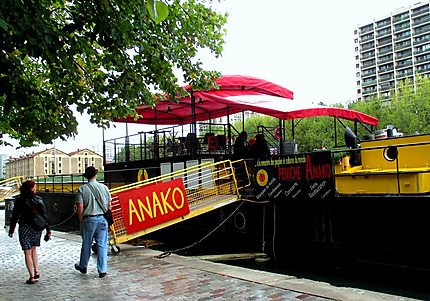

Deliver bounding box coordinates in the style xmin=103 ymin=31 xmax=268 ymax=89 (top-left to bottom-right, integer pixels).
xmin=0 ymin=209 xmax=417 ymax=301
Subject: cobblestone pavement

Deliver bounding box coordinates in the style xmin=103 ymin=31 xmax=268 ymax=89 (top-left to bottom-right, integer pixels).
xmin=0 ymin=209 xmax=416 ymax=301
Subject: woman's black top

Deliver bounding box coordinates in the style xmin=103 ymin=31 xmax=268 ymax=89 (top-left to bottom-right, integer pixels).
xmin=9 ymin=195 xmax=50 ymax=234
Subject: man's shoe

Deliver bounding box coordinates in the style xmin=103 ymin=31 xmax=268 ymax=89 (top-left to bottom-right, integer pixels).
xmin=74 ymin=264 xmax=87 ymax=274
xmin=99 ymin=272 xmax=107 ymax=278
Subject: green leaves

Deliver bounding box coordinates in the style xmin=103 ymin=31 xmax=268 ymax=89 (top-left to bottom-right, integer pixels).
xmin=0 ymin=0 xmax=227 ymax=147
xmin=147 ymin=0 xmax=169 ymax=23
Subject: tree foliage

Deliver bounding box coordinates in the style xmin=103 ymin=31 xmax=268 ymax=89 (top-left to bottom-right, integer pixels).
xmin=0 ymin=0 xmax=227 ymax=147
xmin=349 ymin=75 xmax=430 ymax=135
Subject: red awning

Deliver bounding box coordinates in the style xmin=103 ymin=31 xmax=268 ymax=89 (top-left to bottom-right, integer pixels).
xmin=114 ymin=74 xmax=378 ymax=126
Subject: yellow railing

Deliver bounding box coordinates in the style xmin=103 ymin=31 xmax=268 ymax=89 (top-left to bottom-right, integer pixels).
xmin=0 ymin=176 xmax=25 ymax=203
xmin=108 ymin=159 xmax=248 ymax=245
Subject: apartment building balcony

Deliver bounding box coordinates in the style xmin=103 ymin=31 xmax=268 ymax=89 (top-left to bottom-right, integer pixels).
xmin=378 ymin=64 xmax=394 ymax=74
xmin=395 ymin=41 xmax=411 ymax=51
xmin=380 ymin=81 xmax=395 ymax=91
xmin=377 ymin=37 xmax=393 ymax=47
xmin=379 ymin=74 xmax=394 ymax=82
xmin=378 ymin=55 xmax=393 ymax=64
xmin=362 ymin=69 xmax=377 ymax=78
xmin=362 ymin=79 xmax=377 ymax=87
xmin=360 ymin=24 xmax=374 ymax=35
xmin=396 ymin=68 xmax=414 ymax=78
xmin=414 ymin=24 xmax=430 ymax=35
xmin=360 ymin=34 xmax=374 ymax=43
xmin=396 ymin=59 xmax=413 ymax=69
xmin=415 ymin=54 xmax=430 ymax=64
xmin=376 ymin=18 xmax=391 ymax=29
xmin=413 ymin=15 xmax=430 ymax=27
xmin=416 ymin=63 xmax=430 ymax=74
xmin=393 ymin=13 xmax=410 ymax=24
xmin=394 ymin=32 xmax=411 ymax=41
xmin=394 ymin=22 xmax=410 ymax=32
xmin=361 ymin=42 xmax=375 ymax=51
xmin=362 ymin=87 xmax=377 ymax=94
xmin=376 ymin=29 xmax=391 ymax=38
xmin=361 ymin=51 xmax=375 ymax=60
xmin=414 ymin=34 xmax=430 ymax=46
xmin=378 ymin=45 xmax=393 ymax=55
xmin=412 ymin=5 xmax=429 ymax=17
xmin=361 ymin=59 xmax=376 ymax=69
xmin=415 ymin=44 xmax=430 ymax=54
xmin=396 ymin=50 xmax=412 ymax=59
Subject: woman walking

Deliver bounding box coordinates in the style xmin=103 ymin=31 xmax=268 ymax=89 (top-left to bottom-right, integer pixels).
xmin=8 ymin=180 xmax=52 ymax=284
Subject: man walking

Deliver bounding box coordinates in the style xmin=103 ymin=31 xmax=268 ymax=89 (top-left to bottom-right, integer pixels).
xmin=74 ymin=166 xmax=111 ymax=278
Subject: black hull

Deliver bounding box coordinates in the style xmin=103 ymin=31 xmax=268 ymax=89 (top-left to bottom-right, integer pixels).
xmin=264 ymin=194 xmax=430 ymax=271
xmin=39 ymin=190 xmax=430 ymax=271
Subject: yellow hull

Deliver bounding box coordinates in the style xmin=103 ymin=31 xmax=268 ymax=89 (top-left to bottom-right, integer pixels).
xmin=335 ymin=134 xmax=430 ymax=195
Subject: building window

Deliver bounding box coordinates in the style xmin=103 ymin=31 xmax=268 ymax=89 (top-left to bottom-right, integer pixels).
xmin=78 ymin=157 xmax=81 ymax=161
xmin=92 ymin=157 xmax=95 ymax=161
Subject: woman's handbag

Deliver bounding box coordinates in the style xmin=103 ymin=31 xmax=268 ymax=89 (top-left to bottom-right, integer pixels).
xmin=87 ymin=184 xmax=114 ymax=226
xmin=27 ymin=198 xmax=48 ymax=230
xmin=33 ymin=213 xmax=48 ymax=230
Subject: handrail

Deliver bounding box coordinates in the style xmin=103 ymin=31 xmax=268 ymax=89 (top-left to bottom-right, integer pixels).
xmin=0 ymin=176 xmax=25 ymax=202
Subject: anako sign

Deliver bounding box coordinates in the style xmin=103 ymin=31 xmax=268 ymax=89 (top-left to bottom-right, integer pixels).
xmin=117 ymin=178 xmax=190 ymax=234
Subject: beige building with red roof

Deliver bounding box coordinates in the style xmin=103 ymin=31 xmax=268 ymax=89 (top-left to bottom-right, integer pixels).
xmin=5 ymin=148 xmax=102 ymax=178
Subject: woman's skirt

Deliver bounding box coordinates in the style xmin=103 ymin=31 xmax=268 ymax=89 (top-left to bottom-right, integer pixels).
xmin=18 ymin=224 xmax=42 ymax=250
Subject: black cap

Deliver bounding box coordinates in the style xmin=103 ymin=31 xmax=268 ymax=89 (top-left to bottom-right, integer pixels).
xmin=83 ymin=166 xmax=98 ymax=179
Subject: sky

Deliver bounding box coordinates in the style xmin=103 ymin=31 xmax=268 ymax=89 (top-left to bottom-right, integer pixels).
xmin=0 ymin=0 xmax=424 ymax=157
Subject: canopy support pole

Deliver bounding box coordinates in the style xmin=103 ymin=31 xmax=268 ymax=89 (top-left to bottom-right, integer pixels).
xmin=279 ymin=119 xmax=284 ymax=156
xmin=125 ymin=122 xmax=130 ymax=164
xmin=334 ymin=117 xmax=337 ymax=148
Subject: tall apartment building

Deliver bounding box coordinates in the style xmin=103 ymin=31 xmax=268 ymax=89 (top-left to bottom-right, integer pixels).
xmin=355 ymin=2 xmax=430 ymax=100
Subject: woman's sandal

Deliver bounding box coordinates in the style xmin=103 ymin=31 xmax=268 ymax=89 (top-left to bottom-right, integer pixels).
xmin=25 ymin=277 xmax=35 ymax=284
xmin=34 ymin=271 xmax=40 ymax=280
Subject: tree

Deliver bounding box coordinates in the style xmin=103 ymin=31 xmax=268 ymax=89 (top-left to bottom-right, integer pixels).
xmin=0 ymin=0 xmax=227 ymax=147
xmin=349 ymin=75 xmax=430 ymax=135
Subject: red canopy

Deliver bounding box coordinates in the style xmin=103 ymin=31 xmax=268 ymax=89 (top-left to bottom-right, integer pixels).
xmin=114 ymin=75 xmax=378 ymax=126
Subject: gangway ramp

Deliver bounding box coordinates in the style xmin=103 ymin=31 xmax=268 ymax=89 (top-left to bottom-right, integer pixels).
xmin=108 ymin=159 xmax=251 ymax=246
xmin=0 ymin=176 xmax=24 ymax=204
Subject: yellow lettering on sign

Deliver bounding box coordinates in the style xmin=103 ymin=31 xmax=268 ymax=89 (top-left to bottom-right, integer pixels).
xmin=129 ymin=199 xmax=142 ymax=225
xmin=172 ymin=187 xmax=185 ymax=209
xmin=161 ymin=188 xmax=174 ymax=213
xmin=141 ymin=196 xmax=153 ymax=219
xmin=152 ymin=192 xmax=164 ymax=217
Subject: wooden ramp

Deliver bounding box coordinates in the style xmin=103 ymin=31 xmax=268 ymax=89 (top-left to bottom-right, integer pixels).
xmin=108 ymin=159 xmax=250 ymax=245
